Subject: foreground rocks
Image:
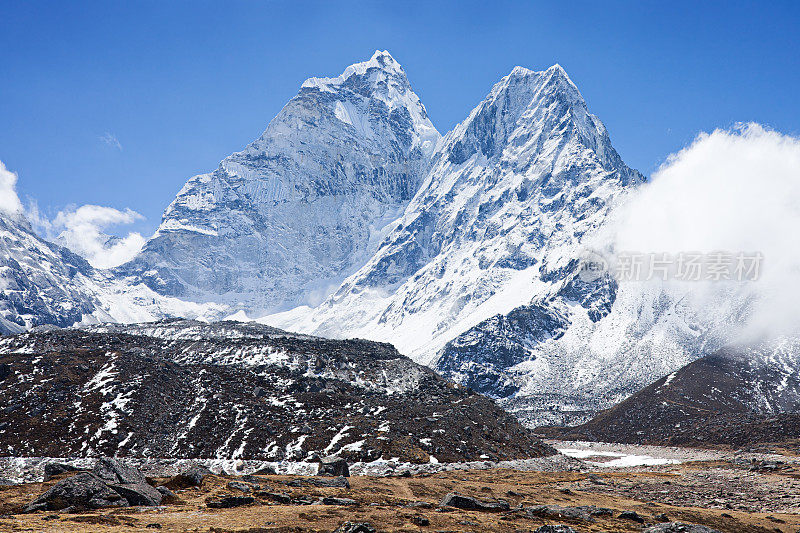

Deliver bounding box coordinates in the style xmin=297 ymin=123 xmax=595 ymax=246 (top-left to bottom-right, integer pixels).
xmin=3 ymin=456 xmax=796 ymax=532
xmin=24 ymin=459 xmax=162 ymax=512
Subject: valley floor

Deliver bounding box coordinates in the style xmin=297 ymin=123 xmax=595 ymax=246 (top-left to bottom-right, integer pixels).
xmin=3 ymin=442 xmax=800 ymax=532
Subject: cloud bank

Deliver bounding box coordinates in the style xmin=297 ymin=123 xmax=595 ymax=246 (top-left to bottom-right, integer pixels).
xmin=0 ymin=161 xmax=23 ymax=215
xmin=613 ymin=123 xmax=800 ymax=340
xmin=49 ymin=205 xmax=146 ymax=269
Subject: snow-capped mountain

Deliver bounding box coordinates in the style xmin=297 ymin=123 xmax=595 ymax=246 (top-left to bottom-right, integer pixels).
xmin=553 ymin=337 xmax=800 ymax=446
xmin=0 ymin=210 xmax=98 ymax=334
xmin=120 ymin=51 xmax=440 ymax=314
xmin=0 ymin=205 xmax=223 ymax=334
xmin=266 ymin=64 xmax=659 ymax=424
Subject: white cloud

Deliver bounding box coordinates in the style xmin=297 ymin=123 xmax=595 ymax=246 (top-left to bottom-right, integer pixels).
xmin=50 ymin=205 xmax=146 ymax=269
xmin=613 ymin=123 xmax=800 ymax=340
xmin=100 ymin=132 xmax=123 ymax=150
xmin=0 ymin=161 xmax=23 ymax=215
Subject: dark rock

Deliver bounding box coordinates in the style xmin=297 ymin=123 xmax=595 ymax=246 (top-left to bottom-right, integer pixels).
xmin=440 ymin=492 xmax=510 ymax=512
xmin=534 ymin=527 xmax=578 ymax=533
xmin=318 ymin=456 xmax=350 ymax=477
xmin=333 ymin=522 xmax=377 ymax=533
xmin=110 ymin=483 xmax=163 ymax=506
xmin=619 ymin=510 xmax=645 ymax=523
xmin=643 ymin=523 xmax=721 ymax=533
xmin=305 ymin=476 xmax=350 ymax=489
xmin=155 ymin=486 xmax=179 ymax=504
xmin=206 ymin=495 xmax=255 ymax=509
xmin=320 ymin=497 xmax=357 ymax=506
xmin=412 ymin=515 xmax=430 ymax=526
xmin=252 ymin=465 xmax=277 ymax=475
xmin=256 ymin=491 xmax=292 ymax=504
xmin=24 ymin=473 xmax=127 ymax=512
xmin=227 ymin=481 xmax=253 ymax=493
xmin=92 ymin=458 xmax=145 ymax=485
xmin=164 ymin=464 xmax=213 ymax=489
xmin=526 ymin=504 xmax=595 ymax=522
xmin=145 ymin=524 xmax=162 ymax=530
xmin=43 ymin=462 xmax=79 ymax=481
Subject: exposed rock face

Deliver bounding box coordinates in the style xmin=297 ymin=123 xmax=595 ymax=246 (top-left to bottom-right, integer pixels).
xmin=121 ymin=51 xmax=439 ymax=314
xmin=0 ymin=319 xmax=553 ymax=463
xmin=550 ymin=337 xmax=800 ymax=446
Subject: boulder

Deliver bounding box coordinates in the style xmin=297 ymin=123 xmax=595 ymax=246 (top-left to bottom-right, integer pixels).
xmin=440 ymin=492 xmax=510 ymax=512
xmin=24 ymin=473 xmax=127 ymax=512
xmin=644 ymin=523 xmax=721 ymax=533
xmin=619 ymin=510 xmax=645 ymax=523
xmin=534 ymin=527 xmax=578 ymax=533
xmin=526 ymin=504 xmax=596 ymax=522
xmin=93 ymin=458 xmax=145 ymax=485
xmin=110 ymin=483 xmax=163 ymax=506
xmin=156 ymin=486 xmax=179 ymax=504
xmin=252 ymin=465 xmax=277 ymax=475
xmin=227 ymin=481 xmax=253 ymax=493
xmin=206 ymin=495 xmax=255 ymax=509
xmin=333 ymin=523 xmax=377 ymax=533
xmin=43 ymin=462 xmax=79 ymax=481
xmin=163 ymin=464 xmax=213 ymax=489
xmin=318 ymin=456 xmax=350 ymax=477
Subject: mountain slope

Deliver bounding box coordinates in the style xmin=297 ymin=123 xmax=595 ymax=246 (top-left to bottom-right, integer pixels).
xmin=0 ymin=205 xmax=224 ymax=334
xmin=0 ymin=320 xmax=554 ymax=462
xmin=120 ymin=51 xmax=440 ymax=314
xmin=0 ymin=211 xmax=98 ymax=334
xmin=549 ymin=338 xmax=800 ymax=446
xmin=266 ymin=64 xmax=649 ymax=424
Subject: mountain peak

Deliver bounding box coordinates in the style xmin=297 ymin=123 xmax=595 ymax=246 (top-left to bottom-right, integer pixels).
xmin=301 ymin=50 xmax=406 ymax=92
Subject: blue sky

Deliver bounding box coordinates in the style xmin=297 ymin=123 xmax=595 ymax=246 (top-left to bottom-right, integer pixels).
xmin=2 ymin=0 xmax=799 ymax=238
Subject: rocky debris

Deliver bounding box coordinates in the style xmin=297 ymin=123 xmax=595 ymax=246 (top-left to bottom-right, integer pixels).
xmin=533 ymin=527 xmax=578 ymax=533
xmin=411 ymin=515 xmax=430 ymax=526
xmin=256 ymin=491 xmax=292 ymax=504
xmin=525 ymin=504 xmax=611 ymax=522
xmin=333 ymin=523 xmax=377 ymax=533
xmin=319 ymin=497 xmax=357 ymax=506
xmin=644 ymin=523 xmax=721 ymax=533
xmin=287 ymin=476 xmax=351 ymax=489
xmin=439 ymin=492 xmax=510 ymax=512
xmin=0 ymin=322 xmax=554 ymax=463
xmin=206 ymin=495 xmax=255 ymax=509
xmin=226 ymin=481 xmax=253 ymax=493
xmin=618 ymin=510 xmax=645 ymax=523
xmin=318 ymin=456 xmax=350 ymax=477
xmin=43 ymin=462 xmax=79 ymax=481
